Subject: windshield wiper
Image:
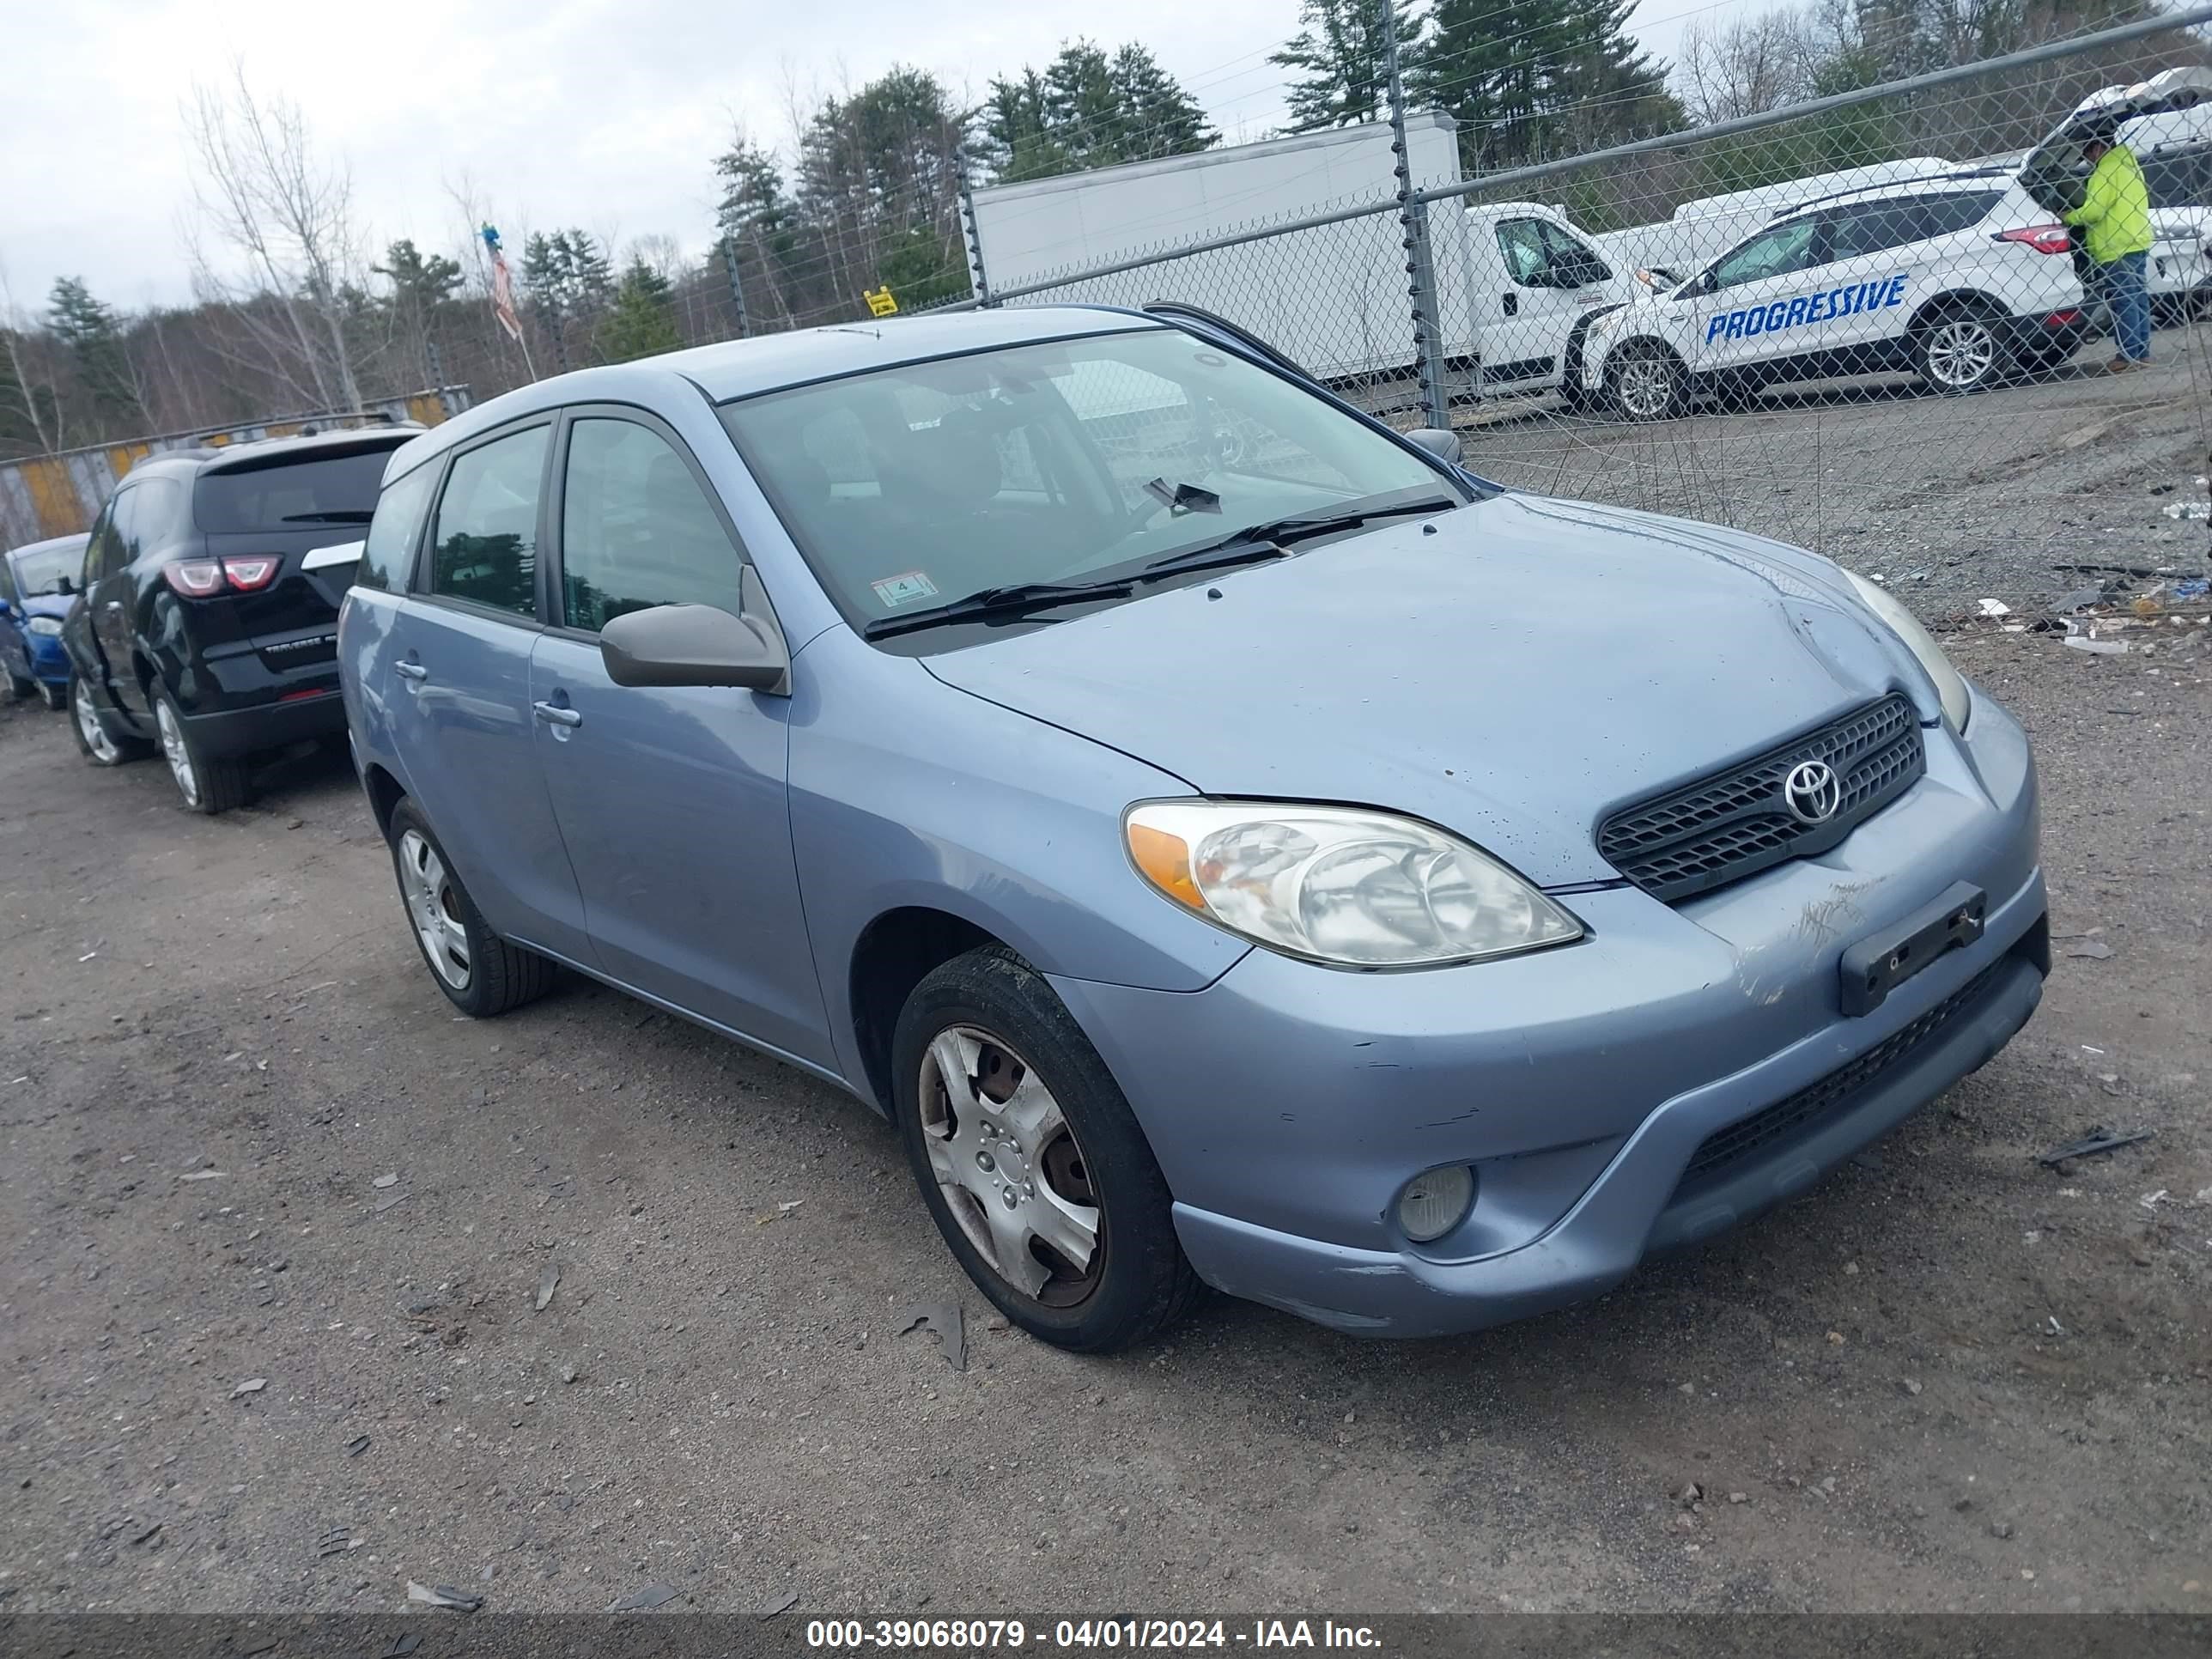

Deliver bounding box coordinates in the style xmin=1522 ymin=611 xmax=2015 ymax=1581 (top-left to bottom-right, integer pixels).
xmin=862 ymin=578 xmax=1136 ymax=641
xmin=281 ymin=510 xmax=374 ymax=524
xmin=1140 ymin=495 xmax=1459 ymax=579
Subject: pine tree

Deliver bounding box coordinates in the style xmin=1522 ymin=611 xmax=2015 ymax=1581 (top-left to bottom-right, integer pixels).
xmin=1272 ymin=0 xmax=1427 ymax=131
xmin=374 ymin=240 xmax=462 ymax=311
xmin=47 ymin=276 xmax=139 ymax=423
xmin=597 ymin=258 xmax=680 ymax=363
xmin=521 ymin=230 xmax=614 ymax=319
xmin=981 ymin=40 xmax=1216 ymax=181
xmin=1108 ymin=45 xmax=1215 ymax=161
xmin=1417 ymin=0 xmax=1675 ymax=171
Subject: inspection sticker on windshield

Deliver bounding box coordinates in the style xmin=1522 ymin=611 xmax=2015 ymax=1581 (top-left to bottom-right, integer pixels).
xmin=872 ymin=570 xmax=939 ymax=608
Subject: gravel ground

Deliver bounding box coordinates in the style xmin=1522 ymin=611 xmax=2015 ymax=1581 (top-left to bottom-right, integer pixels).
xmin=0 ymin=515 xmax=2208 ymax=1619
xmin=1464 ymin=316 xmax=2212 ymax=620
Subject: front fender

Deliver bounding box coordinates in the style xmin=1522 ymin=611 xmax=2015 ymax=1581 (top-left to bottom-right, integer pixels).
xmin=786 ymin=628 xmax=1249 ymax=1091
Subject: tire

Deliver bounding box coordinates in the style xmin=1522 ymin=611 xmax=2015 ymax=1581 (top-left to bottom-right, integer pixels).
xmin=7 ymin=670 xmax=33 ymax=700
xmin=1607 ymin=341 xmax=1687 ymax=422
xmin=70 ymin=670 xmax=151 ymax=767
xmin=385 ymin=798 xmax=559 ymax=1018
xmin=151 ymin=686 xmax=251 ymax=814
xmin=891 ymin=945 xmax=1202 ymax=1353
xmin=1913 ymin=305 xmax=2008 ymax=394
xmin=40 ymin=680 xmax=67 ymax=711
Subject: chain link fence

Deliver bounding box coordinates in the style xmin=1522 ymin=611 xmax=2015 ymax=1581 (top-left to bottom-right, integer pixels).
xmin=958 ymin=9 xmax=2212 ymax=600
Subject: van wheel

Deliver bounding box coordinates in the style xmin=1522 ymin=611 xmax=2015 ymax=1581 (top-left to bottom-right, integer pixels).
xmin=1608 ymin=342 xmax=1686 ymax=421
xmin=71 ymin=672 xmax=151 ymax=766
xmin=891 ymin=945 xmax=1202 ymax=1354
xmin=1915 ymin=307 xmax=2006 ymax=393
xmin=386 ymin=799 xmax=559 ymax=1017
xmin=152 ymin=688 xmax=251 ymax=814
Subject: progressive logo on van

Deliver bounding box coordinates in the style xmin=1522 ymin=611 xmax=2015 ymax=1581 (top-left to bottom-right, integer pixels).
xmin=1705 ymin=274 xmax=1911 ymax=343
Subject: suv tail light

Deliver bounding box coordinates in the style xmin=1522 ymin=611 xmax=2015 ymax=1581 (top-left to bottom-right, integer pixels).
xmin=1996 ymin=224 xmax=2071 ymax=255
xmin=162 ymin=556 xmax=283 ymax=597
xmin=221 ymin=556 xmax=282 ymax=592
xmin=163 ymin=559 xmax=226 ymax=597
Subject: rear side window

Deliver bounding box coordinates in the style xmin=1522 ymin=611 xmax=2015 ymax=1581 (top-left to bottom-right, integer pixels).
xmin=1916 ymin=191 xmax=2006 ymax=240
xmin=558 ymin=419 xmax=743 ymax=631
xmin=358 ymin=462 xmax=440 ymax=593
xmin=122 ymin=477 xmax=183 ymax=560
xmin=1825 ymin=198 xmax=1929 ymax=260
xmin=194 ymin=448 xmax=393 ymax=533
xmin=428 ymin=426 xmax=549 ymax=618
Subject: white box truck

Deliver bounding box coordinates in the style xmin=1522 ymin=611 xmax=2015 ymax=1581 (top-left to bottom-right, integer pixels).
xmin=965 ymin=112 xmax=1654 ymax=406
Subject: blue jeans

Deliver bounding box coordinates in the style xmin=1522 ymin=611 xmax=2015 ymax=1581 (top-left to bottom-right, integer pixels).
xmin=2096 ymin=251 xmax=2151 ymax=362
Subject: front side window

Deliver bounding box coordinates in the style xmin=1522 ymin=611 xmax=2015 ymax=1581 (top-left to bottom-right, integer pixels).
xmin=359 ymin=460 xmax=440 ymax=593
xmin=720 ymin=326 xmax=1454 ymax=635
xmin=428 ymin=425 xmax=549 ymax=618
xmin=558 ymin=419 xmax=744 ymax=631
xmin=102 ymin=489 xmax=139 ymax=577
xmin=1496 ymin=219 xmax=1553 ymax=285
xmin=80 ymin=505 xmax=116 ymax=586
xmin=1710 ymin=218 xmax=1822 ymax=289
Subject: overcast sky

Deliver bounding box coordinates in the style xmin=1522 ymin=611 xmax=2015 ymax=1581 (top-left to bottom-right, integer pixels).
xmin=0 ymin=0 xmax=1729 ymax=314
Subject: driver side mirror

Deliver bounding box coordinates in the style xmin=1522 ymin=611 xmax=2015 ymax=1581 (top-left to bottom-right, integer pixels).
xmin=55 ymin=574 xmax=74 ymax=596
xmin=599 ymin=567 xmax=790 ymax=695
xmin=1406 ymin=428 xmax=1463 ymax=466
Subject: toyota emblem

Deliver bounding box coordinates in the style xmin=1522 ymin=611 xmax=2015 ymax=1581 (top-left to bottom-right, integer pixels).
xmin=1783 ymin=760 xmax=1844 ymax=825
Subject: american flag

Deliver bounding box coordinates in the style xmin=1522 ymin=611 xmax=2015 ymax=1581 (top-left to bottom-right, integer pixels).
xmin=482 ymin=223 xmax=523 ymax=344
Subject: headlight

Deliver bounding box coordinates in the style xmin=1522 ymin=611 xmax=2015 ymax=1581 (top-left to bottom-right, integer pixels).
xmin=25 ymin=617 xmax=63 ymax=636
xmin=1844 ymin=571 xmax=1970 ymax=732
xmin=1124 ymin=800 xmax=1583 ymax=969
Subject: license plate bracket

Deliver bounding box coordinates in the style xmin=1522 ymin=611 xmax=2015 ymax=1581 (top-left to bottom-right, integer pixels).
xmin=1839 ymin=880 xmax=1985 ymax=1017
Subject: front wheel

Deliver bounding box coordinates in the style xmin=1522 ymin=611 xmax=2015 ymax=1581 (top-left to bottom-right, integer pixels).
xmin=1915 ymin=310 xmax=2007 ymax=393
xmin=1607 ymin=343 xmax=1686 ymax=421
xmin=892 ymin=946 xmax=1201 ymax=1353
xmin=385 ymin=799 xmax=558 ymax=1017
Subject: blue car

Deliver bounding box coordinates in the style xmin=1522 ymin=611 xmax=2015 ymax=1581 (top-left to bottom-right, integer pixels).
xmin=1 ymin=533 xmax=89 ymax=710
xmin=337 ymin=307 xmax=2045 ymax=1352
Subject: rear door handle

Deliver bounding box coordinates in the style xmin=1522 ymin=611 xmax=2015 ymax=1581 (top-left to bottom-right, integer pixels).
xmin=394 ymin=660 xmax=428 ymax=682
xmin=533 ymin=700 xmax=581 ymax=727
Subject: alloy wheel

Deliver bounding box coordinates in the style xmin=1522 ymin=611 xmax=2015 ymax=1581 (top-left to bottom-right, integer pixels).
xmin=1925 ymin=318 xmax=1997 ymax=389
xmin=75 ymin=680 xmax=119 ymax=763
xmin=917 ymin=1024 xmax=1103 ymax=1305
xmin=398 ymin=829 xmax=472 ymax=989
xmin=1617 ymin=355 xmax=1677 ymax=419
xmin=154 ymin=698 xmax=199 ymax=807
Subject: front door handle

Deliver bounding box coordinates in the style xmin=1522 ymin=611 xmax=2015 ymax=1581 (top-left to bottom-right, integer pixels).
xmin=394 ymin=660 xmax=428 ymax=681
xmin=1502 ymin=292 xmax=1519 ymax=317
xmin=533 ymin=700 xmax=582 ymax=727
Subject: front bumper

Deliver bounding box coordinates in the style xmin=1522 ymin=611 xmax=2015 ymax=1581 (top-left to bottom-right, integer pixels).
xmin=1051 ymin=686 xmax=2044 ymax=1337
xmin=27 ymin=632 xmax=70 ymax=684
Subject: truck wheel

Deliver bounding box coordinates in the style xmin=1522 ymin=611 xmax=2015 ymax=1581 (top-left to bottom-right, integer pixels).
xmin=1915 ymin=306 xmax=2007 ymax=394
xmin=1608 ymin=343 xmax=1686 ymax=422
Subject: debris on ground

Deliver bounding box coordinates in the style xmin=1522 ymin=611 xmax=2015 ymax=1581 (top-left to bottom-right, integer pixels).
xmin=405 ymin=1581 xmax=483 ymax=1611
xmin=372 ymin=1173 xmax=398 ymax=1188
xmin=2038 ymin=1127 xmax=2154 ymax=1167
xmin=560 ymin=1363 xmax=580 ymax=1384
xmin=2053 ymin=584 xmax=2110 ymax=614
xmin=179 ymin=1169 xmax=227 ymax=1182
xmin=898 ymin=1302 xmax=967 ymax=1372
xmin=2159 ymin=500 xmax=2209 ymax=520
xmin=346 ymin=1435 xmax=370 ymax=1457
xmin=534 ymin=1265 xmax=560 ymax=1312
xmin=230 ymin=1377 xmax=267 ymax=1398
xmin=131 ymin=1521 xmax=162 ymax=1547
xmin=761 ymin=1589 xmax=801 ymax=1619
xmin=607 ymin=1582 xmax=679 ymax=1612
xmin=379 ymin=1637 xmax=422 ymax=1659
xmin=2064 ymin=938 xmax=2116 ymax=960
xmin=1978 ymin=598 xmax=2012 ymax=617
xmin=317 ymin=1525 xmax=352 ymax=1559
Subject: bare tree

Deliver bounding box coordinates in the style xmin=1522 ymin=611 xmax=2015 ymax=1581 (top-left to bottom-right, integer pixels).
xmin=0 ymin=256 xmax=61 ymax=453
xmin=1676 ymin=8 xmax=1824 ymax=125
xmin=182 ymin=63 xmax=364 ymax=410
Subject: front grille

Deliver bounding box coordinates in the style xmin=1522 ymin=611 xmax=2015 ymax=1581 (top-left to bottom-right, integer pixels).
xmin=1597 ymin=696 xmax=1925 ymax=903
xmin=1676 ymin=956 xmax=2005 ymax=1194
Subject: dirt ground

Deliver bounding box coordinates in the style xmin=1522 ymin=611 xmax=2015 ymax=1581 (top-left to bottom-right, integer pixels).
xmin=0 ymin=587 xmax=2208 ymax=1618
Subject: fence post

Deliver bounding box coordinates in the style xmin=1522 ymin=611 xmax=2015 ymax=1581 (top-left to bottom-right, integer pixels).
xmin=956 ymin=148 xmax=994 ymax=308
xmin=1381 ymin=0 xmax=1450 ymax=432
xmin=721 ymin=238 xmax=753 ymax=338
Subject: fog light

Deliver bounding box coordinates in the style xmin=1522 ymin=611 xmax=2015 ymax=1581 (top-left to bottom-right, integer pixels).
xmin=1396 ymin=1166 xmax=1474 ymax=1243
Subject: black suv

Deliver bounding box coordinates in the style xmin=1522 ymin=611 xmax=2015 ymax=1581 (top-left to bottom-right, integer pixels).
xmin=63 ymin=427 xmax=417 ymax=812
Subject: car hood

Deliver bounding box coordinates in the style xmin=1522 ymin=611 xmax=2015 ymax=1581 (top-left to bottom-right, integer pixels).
xmin=18 ymin=593 xmax=75 ymax=622
xmin=922 ymin=493 xmax=1924 ymax=889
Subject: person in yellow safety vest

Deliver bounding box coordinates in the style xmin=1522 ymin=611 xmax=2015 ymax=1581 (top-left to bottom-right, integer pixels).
xmin=2064 ymin=120 xmax=2155 ymax=372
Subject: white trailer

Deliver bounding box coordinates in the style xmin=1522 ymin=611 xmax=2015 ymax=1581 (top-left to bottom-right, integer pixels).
xmin=965 ymin=114 xmax=1652 ymax=403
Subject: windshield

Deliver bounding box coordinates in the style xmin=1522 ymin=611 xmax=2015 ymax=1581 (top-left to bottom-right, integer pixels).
xmin=718 ymin=327 xmax=1456 ymax=633
xmin=194 ymin=447 xmax=398 ymax=534
xmin=10 ymin=541 xmax=84 ymax=596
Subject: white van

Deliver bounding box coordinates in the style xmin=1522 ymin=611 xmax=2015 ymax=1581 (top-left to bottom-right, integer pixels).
xmin=1458 ymin=201 xmax=1663 ymax=404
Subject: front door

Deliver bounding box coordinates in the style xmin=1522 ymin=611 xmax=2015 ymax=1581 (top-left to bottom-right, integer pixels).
xmin=1690 ymin=215 xmax=1827 ymax=384
xmin=530 ymin=409 xmax=831 ymax=1066
xmin=391 ymin=418 xmax=594 ymax=962
xmin=88 ymin=488 xmax=143 ymax=713
xmin=1483 ymin=215 xmax=1616 ymax=387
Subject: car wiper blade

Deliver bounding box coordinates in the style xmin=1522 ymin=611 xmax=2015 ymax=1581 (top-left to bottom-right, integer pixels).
xmin=861 ymin=578 xmax=1136 ymax=640
xmin=1141 ymin=496 xmax=1458 ymax=578
xmin=281 ymin=510 xmax=374 ymax=524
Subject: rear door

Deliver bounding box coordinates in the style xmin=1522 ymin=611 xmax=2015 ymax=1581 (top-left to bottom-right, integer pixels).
xmin=387 ymin=419 xmax=594 ymax=963
xmin=529 ymin=407 xmax=830 ymax=1064
xmin=1808 ymin=195 xmax=1948 ymax=374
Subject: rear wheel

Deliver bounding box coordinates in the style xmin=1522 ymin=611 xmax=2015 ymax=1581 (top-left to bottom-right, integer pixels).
xmin=1914 ymin=307 xmax=2008 ymax=393
xmin=891 ymin=945 xmax=1201 ymax=1354
xmin=152 ymin=687 xmax=251 ymax=814
xmin=1607 ymin=342 xmax=1686 ymax=421
xmin=70 ymin=671 xmax=151 ymax=766
xmin=385 ymin=798 xmax=559 ymax=1018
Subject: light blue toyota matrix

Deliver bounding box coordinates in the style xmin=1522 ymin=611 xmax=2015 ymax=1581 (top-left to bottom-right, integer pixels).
xmin=337 ymin=307 xmax=2045 ymax=1351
